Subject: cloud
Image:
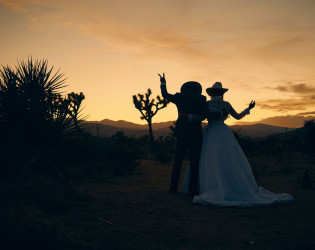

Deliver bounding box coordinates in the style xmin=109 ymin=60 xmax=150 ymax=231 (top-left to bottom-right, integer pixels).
xmin=261 ymin=81 xmax=315 ymax=113
xmin=2 ymin=1 xmax=315 ymax=68
xmin=297 ymin=111 xmax=315 ymax=115
xmin=257 ymin=98 xmax=315 ymax=112
xmin=248 ymin=34 xmax=315 ymax=68
xmin=236 ymin=115 xmax=315 ymax=128
xmin=269 ymin=81 xmax=315 ymax=94
xmin=0 ymin=0 xmax=26 ymax=13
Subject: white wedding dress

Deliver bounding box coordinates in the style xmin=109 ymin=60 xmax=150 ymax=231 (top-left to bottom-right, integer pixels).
xmin=181 ymin=98 xmax=293 ymax=207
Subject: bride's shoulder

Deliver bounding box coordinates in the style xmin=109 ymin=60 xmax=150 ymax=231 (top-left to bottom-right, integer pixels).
xmin=207 ymin=99 xmax=231 ymax=106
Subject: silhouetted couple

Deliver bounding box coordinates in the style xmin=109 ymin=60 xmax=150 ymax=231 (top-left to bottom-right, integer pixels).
xmin=159 ymin=73 xmax=293 ymax=207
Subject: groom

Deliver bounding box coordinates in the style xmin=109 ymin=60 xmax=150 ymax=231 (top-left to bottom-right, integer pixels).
xmin=159 ymin=73 xmax=224 ymax=195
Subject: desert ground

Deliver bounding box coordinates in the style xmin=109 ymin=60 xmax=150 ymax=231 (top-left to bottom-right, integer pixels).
xmin=1 ymin=153 xmax=315 ymax=250
xmin=74 ymin=154 xmax=314 ymax=250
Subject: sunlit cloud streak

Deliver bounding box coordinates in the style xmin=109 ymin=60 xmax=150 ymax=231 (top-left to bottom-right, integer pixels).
xmin=298 ymin=111 xmax=315 ymax=115
xmin=267 ymin=81 xmax=315 ymax=95
xmin=0 ymin=0 xmax=26 ymax=13
xmin=257 ymin=98 xmax=315 ymax=112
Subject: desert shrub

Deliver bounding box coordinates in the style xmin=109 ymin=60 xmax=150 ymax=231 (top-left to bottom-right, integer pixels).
xmin=52 ymin=132 xmax=143 ymax=177
xmin=232 ymin=130 xmax=257 ymax=156
xmin=257 ymin=135 xmax=284 ymax=154
xmin=304 ymin=120 xmax=315 ymax=154
xmin=151 ymin=136 xmax=175 ymax=163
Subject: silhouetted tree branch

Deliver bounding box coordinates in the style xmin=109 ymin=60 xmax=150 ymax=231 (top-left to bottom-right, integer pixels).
xmin=67 ymin=92 xmax=85 ymax=132
xmin=133 ymin=88 xmax=169 ymax=143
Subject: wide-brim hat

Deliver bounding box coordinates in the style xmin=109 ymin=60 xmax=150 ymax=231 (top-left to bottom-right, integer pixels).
xmin=206 ymin=82 xmax=229 ymax=96
xmin=180 ymin=81 xmax=202 ymax=94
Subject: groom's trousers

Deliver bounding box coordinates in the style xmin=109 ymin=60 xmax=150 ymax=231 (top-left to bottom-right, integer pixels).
xmin=169 ymin=137 xmax=203 ymax=194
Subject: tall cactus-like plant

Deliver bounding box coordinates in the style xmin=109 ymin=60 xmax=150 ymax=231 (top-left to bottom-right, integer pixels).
xmin=67 ymin=92 xmax=86 ymax=132
xmin=133 ymin=88 xmax=169 ymax=143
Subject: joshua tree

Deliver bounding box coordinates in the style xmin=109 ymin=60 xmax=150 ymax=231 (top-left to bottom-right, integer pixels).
xmin=133 ymin=88 xmax=169 ymax=143
xmin=67 ymin=92 xmax=86 ymax=132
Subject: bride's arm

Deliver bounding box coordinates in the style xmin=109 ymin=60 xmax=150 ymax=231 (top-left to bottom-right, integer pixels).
xmin=229 ymin=101 xmax=255 ymax=120
xmin=229 ymin=106 xmax=250 ymax=120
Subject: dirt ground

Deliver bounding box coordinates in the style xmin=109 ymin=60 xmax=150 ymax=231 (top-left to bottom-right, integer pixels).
xmin=70 ymin=156 xmax=315 ymax=250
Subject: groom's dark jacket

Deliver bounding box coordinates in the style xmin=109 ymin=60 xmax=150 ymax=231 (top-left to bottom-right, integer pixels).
xmin=161 ymin=84 xmax=221 ymax=140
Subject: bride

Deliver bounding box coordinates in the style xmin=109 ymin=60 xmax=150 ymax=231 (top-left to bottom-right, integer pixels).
xmin=181 ymin=82 xmax=293 ymax=207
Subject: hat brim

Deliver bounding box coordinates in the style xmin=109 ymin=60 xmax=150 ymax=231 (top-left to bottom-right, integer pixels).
xmin=206 ymin=87 xmax=229 ymax=96
xmin=181 ymin=81 xmax=202 ymax=94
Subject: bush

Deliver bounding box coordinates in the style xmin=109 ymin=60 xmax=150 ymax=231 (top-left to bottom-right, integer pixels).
xmin=52 ymin=132 xmax=143 ymax=177
xmin=151 ymin=136 xmax=175 ymax=163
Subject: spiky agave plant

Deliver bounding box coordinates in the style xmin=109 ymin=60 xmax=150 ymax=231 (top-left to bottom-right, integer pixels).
xmin=0 ymin=58 xmax=85 ymax=145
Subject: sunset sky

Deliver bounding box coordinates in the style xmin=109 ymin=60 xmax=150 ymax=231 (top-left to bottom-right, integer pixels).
xmin=1 ymin=0 xmax=315 ymax=127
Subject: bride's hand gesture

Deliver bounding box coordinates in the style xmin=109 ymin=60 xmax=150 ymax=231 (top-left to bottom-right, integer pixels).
xmin=248 ymin=100 xmax=255 ymax=110
xmin=158 ymin=73 xmax=166 ymax=84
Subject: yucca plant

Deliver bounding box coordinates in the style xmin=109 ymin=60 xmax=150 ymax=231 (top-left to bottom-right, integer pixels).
xmin=0 ymin=58 xmax=86 ymax=145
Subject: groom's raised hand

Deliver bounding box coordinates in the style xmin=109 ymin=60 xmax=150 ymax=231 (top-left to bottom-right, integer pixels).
xmin=248 ymin=100 xmax=255 ymax=110
xmin=158 ymin=73 xmax=166 ymax=85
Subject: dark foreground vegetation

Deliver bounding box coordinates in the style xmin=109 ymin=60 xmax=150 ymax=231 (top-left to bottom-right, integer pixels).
xmin=0 ymin=58 xmax=314 ymax=249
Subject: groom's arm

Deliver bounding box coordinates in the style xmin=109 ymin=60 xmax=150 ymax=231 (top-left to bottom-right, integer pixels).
xmin=161 ymin=83 xmax=176 ymax=102
xmin=159 ymin=73 xmax=178 ymax=103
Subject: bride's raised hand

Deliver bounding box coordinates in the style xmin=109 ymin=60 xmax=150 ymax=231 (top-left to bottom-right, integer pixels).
xmin=158 ymin=73 xmax=166 ymax=84
xmin=248 ymin=100 xmax=255 ymax=110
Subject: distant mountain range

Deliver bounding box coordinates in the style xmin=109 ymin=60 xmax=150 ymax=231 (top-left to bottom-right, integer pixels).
xmin=84 ymin=119 xmax=303 ymax=139
xmin=84 ymin=119 xmax=175 ymax=138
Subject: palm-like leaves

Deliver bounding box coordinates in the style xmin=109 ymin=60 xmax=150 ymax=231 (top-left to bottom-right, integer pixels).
xmin=15 ymin=58 xmax=67 ymax=92
xmin=0 ymin=58 xmax=86 ymax=145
